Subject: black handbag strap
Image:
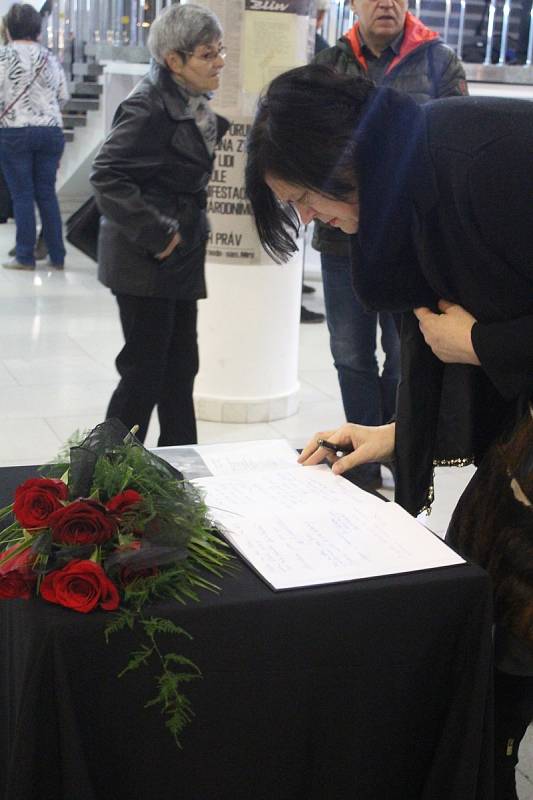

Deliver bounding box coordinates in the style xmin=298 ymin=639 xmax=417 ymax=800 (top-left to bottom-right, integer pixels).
xmin=0 ymin=51 xmax=49 ymax=122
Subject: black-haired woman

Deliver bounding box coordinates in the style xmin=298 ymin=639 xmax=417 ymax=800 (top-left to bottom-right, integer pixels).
xmin=245 ymin=64 xmax=533 ymax=799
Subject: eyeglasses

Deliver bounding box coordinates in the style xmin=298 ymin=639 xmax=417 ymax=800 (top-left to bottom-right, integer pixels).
xmin=183 ymin=45 xmax=227 ymax=62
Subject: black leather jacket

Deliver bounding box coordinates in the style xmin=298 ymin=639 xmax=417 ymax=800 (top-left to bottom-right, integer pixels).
xmin=91 ymin=62 xmax=229 ymax=299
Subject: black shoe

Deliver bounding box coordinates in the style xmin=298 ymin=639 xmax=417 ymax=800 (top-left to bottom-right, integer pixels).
xmin=8 ymin=237 xmax=48 ymax=260
xmin=302 ymin=283 xmax=316 ymax=294
xmin=300 ymin=306 xmax=325 ymax=324
xmin=34 ymin=235 xmax=48 ymax=261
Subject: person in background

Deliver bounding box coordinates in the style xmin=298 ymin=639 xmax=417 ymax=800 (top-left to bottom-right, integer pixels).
xmin=245 ymin=64 xmax=533 ymax=800
xmin=315 ymin=0 xmax=330 ymax=53
xmin=312 ymin=0 xmax=467 ymax=489
xmin=0 ymin=9 xmax=49 ymax=260
xmin=0 ymin=3 xmax=68 ymax=270
xmin=91 ymin=3 xmax=229 ymax=447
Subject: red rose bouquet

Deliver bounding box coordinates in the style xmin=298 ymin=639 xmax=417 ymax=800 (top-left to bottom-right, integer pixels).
xmin=0 ymin=419 xmax=230 ymax=745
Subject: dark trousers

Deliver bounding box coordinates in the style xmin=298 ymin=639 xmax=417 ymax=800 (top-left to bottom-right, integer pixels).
xmin=107 ymin=293 xmax=199 ymax=447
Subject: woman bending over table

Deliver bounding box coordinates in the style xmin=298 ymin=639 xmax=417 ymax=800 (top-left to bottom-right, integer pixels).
xmin=245 ymin=64 xmax=533 ymax=800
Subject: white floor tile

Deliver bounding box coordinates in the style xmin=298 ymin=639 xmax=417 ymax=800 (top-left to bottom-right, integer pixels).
xmin=45 ymin=414 xmax=112 ymax=444
xmin=300 ymin=368 xmax=343 ymax=400
xmin=0 ymin=362 xmax=18 ymax=388
xmin=198 ymin=421 xmax=282 ymax=444
xmin=419 ymin=465 xmax=477 ymax=539
xmin=519 ymin=726 xmax=533 ymax=783
xmin=0 ymin=417 xmax=62 ymax=467
xmin=269 ymin=399 xmax=347 ymax=441
xmin=4 ymin=355 xmax=116 ymax=387
xmin=517 ymin=769 xmax=533 ymax=800
xmin=0 ymin=380 xmax=115 ymax=419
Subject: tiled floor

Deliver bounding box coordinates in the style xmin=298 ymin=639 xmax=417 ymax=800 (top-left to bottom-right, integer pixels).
xmin=0 ymin=217 xmax=531 ymax=796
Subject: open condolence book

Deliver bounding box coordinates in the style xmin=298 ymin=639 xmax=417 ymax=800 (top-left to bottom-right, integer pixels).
xmin=154 ymin=439 xmax=464 ymax=591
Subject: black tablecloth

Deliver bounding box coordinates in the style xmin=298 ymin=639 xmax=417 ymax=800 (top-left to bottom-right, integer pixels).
xmin=0 ymin=465 xmax=494 ymax=800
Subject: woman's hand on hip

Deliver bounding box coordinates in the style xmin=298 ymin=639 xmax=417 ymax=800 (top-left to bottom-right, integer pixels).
xmin=155 ymin=232 xmax=181 ymax=260
xmin=414 ymin=300 xmax=481 ymax=365
xmin=297 ymin=422 xmax=396 ymax=476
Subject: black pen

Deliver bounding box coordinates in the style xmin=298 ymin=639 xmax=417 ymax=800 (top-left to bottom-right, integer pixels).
xmin=316 ymin=438 xmax=353 ymax=457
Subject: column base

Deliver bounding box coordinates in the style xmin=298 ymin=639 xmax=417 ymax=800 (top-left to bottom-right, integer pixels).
xmin=194 ymin=386 xmax=300 ymax=423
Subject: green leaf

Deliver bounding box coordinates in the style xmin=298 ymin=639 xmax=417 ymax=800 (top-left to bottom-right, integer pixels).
xmin=0 ymin=502 xmax=14 ymax=521
xmin=141 ymin=617 xmax=193 ymax=639
xmin=163 ymin=653 xmax=202 ymax=675
xmin=118 ymin=645 xmax=153 ymax=677
xmin=104 ymin=609 xmax=135 ymax=642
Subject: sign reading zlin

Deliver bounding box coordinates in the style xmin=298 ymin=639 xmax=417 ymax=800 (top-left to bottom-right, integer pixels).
xmin=245 ymin=0 xmax=310 ymax=14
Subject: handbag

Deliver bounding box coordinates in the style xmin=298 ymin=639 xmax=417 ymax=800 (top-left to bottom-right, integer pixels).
xmin=65 ymin=196 xmax=100 ymax=261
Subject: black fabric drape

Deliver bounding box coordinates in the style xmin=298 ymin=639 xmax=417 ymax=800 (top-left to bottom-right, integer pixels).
xmin=1 ymin=465 xmax=494 ymax=800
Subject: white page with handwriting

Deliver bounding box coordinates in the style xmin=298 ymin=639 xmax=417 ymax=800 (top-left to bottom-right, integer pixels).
xmin=193 ymin=465 xmax=464 ymax=590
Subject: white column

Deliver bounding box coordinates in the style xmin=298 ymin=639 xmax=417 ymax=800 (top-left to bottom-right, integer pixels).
xmin=192 ymin=0 xmax=314 ymax=423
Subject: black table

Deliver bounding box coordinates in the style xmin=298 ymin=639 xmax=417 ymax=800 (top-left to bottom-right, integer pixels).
xmin=0 ymin=465 xmax=494 ymax=800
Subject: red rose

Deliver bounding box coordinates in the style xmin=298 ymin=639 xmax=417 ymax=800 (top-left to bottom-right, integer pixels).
xmin=40 ymin=560 xmax=120 ymax=613
xmin=13 ymin=478 xmax=69 ymax=529
xmin=0 ymin=543 xmax=37 ymax=599
xmin=106 ymin=490 xmax=143 ymax=514
xmin=48 ymin=500 xmax=117 ymax=546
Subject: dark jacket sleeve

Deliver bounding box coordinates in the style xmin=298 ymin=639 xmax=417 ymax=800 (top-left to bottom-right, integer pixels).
xmin=90 ymin=92 xmax=179 ymax=256
xmin=430 ymin=44 xmax=468 ymax=98
xmin=468 ymin=133 xmax=533 ymax=399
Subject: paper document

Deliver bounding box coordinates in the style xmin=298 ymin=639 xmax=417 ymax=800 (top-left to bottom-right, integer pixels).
xmin=153 ymin=440 xmax=464 ymax=590
xmin=155 ymin=438 xmax=299 ymax=480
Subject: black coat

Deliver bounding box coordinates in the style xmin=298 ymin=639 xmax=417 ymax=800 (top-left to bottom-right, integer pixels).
xmin=349 ymin=89 xmax=533 ymax=514
xmin=91 ymin=63 xmax=229 ymax=299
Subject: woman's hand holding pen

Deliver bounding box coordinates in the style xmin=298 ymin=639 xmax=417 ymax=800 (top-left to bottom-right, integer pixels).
xmin=298 ymin=422 xmax=396 ymax=476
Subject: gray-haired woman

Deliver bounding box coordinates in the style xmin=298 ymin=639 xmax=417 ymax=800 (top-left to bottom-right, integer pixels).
xmin=91 ymin=3 xmax=229 ymax=446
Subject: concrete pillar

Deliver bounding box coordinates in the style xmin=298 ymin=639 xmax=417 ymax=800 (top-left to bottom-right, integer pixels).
xmin=192 ymin=0 xmax=316 ymax=423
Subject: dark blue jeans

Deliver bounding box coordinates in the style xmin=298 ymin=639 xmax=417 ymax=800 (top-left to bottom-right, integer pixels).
xmin=321 ymin=252 xmax=401 ymax=482
xmin=0 ymin=126 xmax=65 ymax=266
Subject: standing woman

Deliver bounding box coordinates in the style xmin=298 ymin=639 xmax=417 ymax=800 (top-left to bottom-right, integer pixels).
xmin=91 ymin=3 xmax=228 ymax=446
xmin=0 ymin=3 xmax=68 ymax=270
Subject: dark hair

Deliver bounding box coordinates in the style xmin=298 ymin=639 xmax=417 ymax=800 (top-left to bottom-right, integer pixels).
xmin=5 ymin=3 xmax=42 ymax=41
xmin=245 ymin=64 xmax=375 ymax=263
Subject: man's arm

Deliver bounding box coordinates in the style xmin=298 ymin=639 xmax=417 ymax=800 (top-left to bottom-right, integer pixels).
xmin=431 ymin=45 xmax=469 ymax=97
